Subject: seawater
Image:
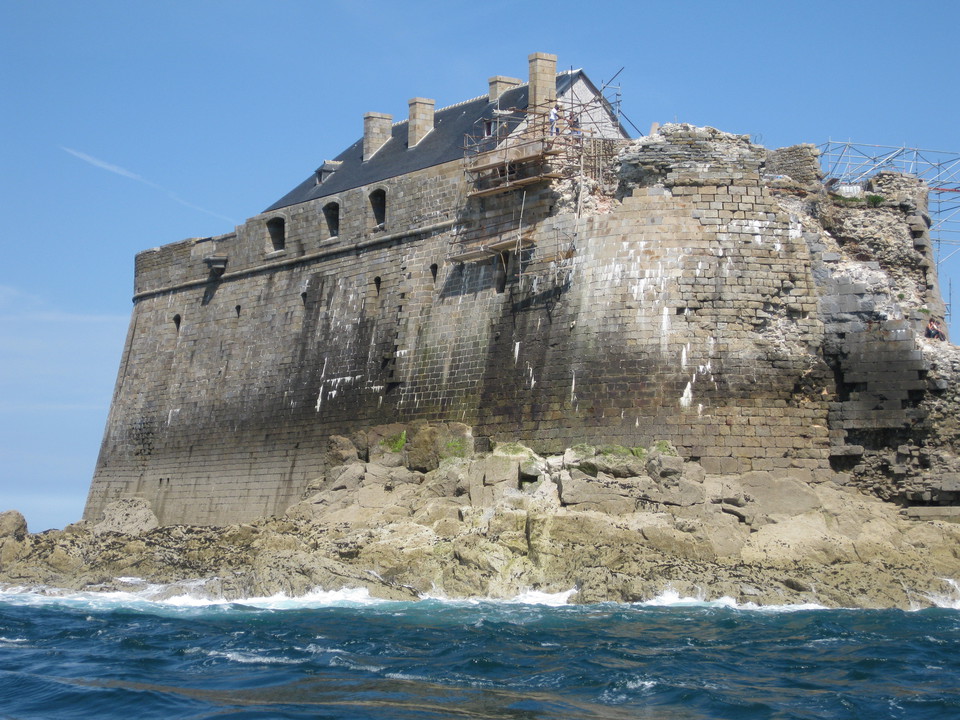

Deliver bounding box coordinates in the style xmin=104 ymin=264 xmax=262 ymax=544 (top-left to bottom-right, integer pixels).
xmin=2 ymin=585 xmax=960 ymax=719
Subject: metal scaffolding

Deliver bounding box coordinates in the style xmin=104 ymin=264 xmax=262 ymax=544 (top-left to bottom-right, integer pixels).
xmin=820 ymin=141 xmax=960 ymax=323
xmin=819 ymin=141 xmax=960 ymax=249
xmin=463 ymin=92 xmax=627 ymax=198
xmin=450 ymin=90 xmax=629 ymax=265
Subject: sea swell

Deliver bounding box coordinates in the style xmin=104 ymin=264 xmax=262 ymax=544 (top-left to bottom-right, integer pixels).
xmin=3 ymin=582 xmax=960 ymax=719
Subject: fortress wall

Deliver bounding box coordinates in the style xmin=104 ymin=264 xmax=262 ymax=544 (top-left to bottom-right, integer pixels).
xmin=88 ymin=156 xmax=558 ymax=524
xmin=87 ymin=127 xmax=889 ymax=526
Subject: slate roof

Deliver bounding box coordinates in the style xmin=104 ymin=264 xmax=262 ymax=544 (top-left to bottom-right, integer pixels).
xmin=264 ymin=71 xmax=608 ymax=213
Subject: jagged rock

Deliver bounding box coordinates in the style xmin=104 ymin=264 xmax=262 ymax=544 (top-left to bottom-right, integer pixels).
xmin=466 ymin=444 xmax=538 ymax=507
xmin=8 ymin=430 xmax=960 ymax=608
xmin=92 ymin=498 xmax=159 ymax=536
xmin=635 ymin=474 xmax=705 ymax=507
xmin=0 ymin=511 xmax=27 ymax=541
xmin=326 ymin=435 xmax=359 ymax=466
xmin=645 ymin=450 xmax=685 ymax=479
xmin=0 ymin=510 xmax=28 ymax=569
xmin=405 ymin=422 xmax=474 ymax=472
xmin=579 ymin=450 xmax=646 ymax=479
xmin=557 ymin=469 xmax=638 ymax=514
xmin=739 ymin=471 xmax=820 ymax=521
xmin=419 ymin=458 xmax=470 ymax=499
xmin=329 ymin=462 xmax=366 ymax=490
xmin=366 ymin=423 xmax=409 ymax=466
xmin=563 ymin=444 xmax=596 ymax=468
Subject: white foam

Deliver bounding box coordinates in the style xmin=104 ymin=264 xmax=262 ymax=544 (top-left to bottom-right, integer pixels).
xmin=503 ymin=588 xmax=578 ymax=606
xmin=638 ymin=587 xmax=827 ymax=612
xmin=329 ymin=655 xmax=384 ymax=673
xmin=921 ymin=578 xmax=960 ymax=609
xmin=639 ymin=588 xmax=737 ymax=608
xmin=229 ymin=587 xmax=384 ymax=609
xmin=302 ymin=643 xmax=346 ymax=655
xmin=625 ymin=677 xmax=657 ymax=691
xmin=0 ymin=583 xmax=386 ymax=613
xmin=207 ymin=649 xmax=302 ymax=665
xmin=419 ymin=587 xmax=577 ymax=607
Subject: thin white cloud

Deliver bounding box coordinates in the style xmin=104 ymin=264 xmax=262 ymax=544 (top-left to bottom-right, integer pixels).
xmin=61 ymin=146 xmax=159 ymax=187
xmin=164 ymin=191 xmax=237 ymax=224
xmin=60 ymin=146 xmax=237 ymax=224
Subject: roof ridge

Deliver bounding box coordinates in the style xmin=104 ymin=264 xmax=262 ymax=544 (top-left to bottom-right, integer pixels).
xmin=386 ymin=94 xmax=490 ymax=127
xmin=389 ymin=70 xmax=584 ymax=123
xmin=435 ymin=93 xmax=491 ymax=113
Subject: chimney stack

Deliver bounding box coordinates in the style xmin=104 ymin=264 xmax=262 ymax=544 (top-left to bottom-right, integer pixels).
xmin=528 ymin=52 xmax=557 ymax=112
xmin=488 ymin=75 xmax=522 ymax=103
xmin=407 ymin=97 xmax=435 ymax=147
xmin=363 ymin=112 xmax=393 ymax=161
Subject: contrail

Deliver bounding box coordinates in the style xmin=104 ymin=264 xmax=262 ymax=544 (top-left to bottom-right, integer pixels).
xmin=61 ymin=146 xmax=237 ymax=224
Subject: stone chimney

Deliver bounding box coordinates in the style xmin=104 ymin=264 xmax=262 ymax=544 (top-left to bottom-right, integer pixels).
xmin=363 ymin=112 xmax=393 ymax=161
xmin=488 ymin=75 xmax=522 ymax=103
xmin=528 ymin=52 xmax=557 ymax=112
xmin=407 ymin=97 xmax=434 ymax=147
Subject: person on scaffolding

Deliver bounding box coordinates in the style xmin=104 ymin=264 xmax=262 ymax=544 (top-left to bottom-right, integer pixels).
xmin=567 ymin=111 xmax=581 ymax=136
xmin=549 ymin=103 xmax=561 ymax=135
xmin=926 ymin=318 xmax=947 ymax=341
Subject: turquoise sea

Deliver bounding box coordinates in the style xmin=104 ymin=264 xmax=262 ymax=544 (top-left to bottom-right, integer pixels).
xmin=1 ymin=584 xmax=959 ymax=719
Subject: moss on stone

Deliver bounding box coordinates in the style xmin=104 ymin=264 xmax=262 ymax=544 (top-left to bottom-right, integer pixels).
xmin=597 ymin=444 xmax=633 ymax=457
xmin=652 ymin=440 xmax=678 ymax=456
xmin=382 ymin=430 xmax=407 ymax=452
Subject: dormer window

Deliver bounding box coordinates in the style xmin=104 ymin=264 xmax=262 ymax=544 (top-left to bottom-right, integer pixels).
xmin=267 ymin=217 xmax=286 ymax=252
xmin=314 ymin=160 xmax=342 ymax=186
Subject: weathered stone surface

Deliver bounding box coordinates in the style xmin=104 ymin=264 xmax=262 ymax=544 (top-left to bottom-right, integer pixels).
xmin=0 ymin=511 xmax=27 ymax=541
xmin=92 ymin=499 xmax=159 ymax=536
xmin=557 ymin=470 xmax=638 ymax=514
xmin=646 ymin=451 xmax=685 ymax=479
xmin=405 ymin=422 xmax=474 ymax=473
xmin=738 ymin=471 xmax=820 ymax=519
xmin=326 ymin=435 xmax=359 ymax=466
xmin=8 ymin=434 xmax=960 ymax=609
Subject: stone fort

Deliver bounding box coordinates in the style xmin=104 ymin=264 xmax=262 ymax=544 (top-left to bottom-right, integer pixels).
xmin=84 ymin=52 xmax=951 ymax=526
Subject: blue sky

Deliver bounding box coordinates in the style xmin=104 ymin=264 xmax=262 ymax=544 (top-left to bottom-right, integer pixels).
xmin=2 ymin=0 xmax=958 ymax=531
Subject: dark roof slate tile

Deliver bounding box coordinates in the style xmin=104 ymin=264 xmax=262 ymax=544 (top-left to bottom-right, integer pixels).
xmin=263 ymin=72 xmax=583 ymax=212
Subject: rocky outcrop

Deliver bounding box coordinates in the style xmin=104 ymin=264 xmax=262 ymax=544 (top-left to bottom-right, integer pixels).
xmin=92 ymin=498 xmax=159 ymax=536
xmin=4 ymin=431 xmax=960 ymax=608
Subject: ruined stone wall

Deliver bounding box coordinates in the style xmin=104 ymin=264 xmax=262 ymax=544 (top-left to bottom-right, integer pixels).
xmin=472 ymin=126 xmax=830 ymax=470
xmin=802 ymin=171 xmax=954 ymax=500
xmin=86 ymin=125 xmax=949 ymax=526
xmin=765 ymin=144 xmax=822 ymax=187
